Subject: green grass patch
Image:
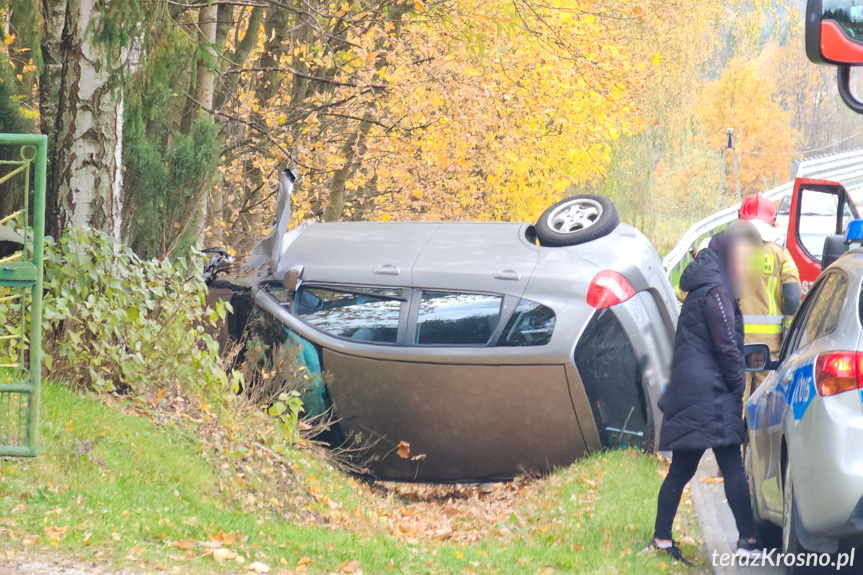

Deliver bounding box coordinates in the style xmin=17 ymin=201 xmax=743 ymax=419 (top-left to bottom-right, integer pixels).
xmin=0 ymin=384 xmax=705 ymax=574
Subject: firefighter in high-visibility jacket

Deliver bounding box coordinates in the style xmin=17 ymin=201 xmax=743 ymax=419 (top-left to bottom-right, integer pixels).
xmin=737 ymin=193 xmax=802 ymax=403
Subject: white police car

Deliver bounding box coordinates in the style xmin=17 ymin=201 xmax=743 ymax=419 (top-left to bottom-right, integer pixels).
xmin=745 ymin=219 xmax=863 ymax=568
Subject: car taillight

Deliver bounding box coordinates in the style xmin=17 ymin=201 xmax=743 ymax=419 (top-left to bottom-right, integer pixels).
xmin=586 ymin=270 xmax=636 ymax=309
xmin=815 ymin=351 xmax=863 ymax=396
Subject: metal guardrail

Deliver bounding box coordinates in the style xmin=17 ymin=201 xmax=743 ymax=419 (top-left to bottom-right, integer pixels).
xmin=662 ymin=147 xmax=863 ymax=281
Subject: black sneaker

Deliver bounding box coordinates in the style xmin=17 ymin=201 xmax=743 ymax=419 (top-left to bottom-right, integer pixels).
xmin=640 ymin=538 xmax=694 ymax=566
xmin=735 ymin=538 xmax=763 ymax=557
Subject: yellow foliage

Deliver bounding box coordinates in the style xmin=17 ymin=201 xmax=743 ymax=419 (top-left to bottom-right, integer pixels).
xmin=213 ymin=0 xmax=814 ymax=257
xmin=216 ymin=0 xmax=663 ymax=250
xmin=698 ymin=59 xmax=800 ymax=197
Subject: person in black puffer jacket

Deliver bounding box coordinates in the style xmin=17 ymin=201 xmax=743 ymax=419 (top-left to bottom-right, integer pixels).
xmin=644 ymin=225 xmax=763 ymax=563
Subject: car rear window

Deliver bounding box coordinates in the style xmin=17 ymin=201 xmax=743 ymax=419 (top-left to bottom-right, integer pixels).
xmin=415 ymin=291 xmax=503 ymax=346
xmin=497 ymin=300 xmax=556 ymax=347
xmin=293 ymin=285 xmax=404 ymax=344
xmin=574 ymin=310 xmax=649 ymax=448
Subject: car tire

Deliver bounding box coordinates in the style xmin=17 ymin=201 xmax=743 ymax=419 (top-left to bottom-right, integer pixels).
xmin=744 ymin=438 xmax=780 ymax=547
xmin=535 ymin=194 xmax=619 ymax=247
xmin=783 ymin=462 xmax=805 ymax=571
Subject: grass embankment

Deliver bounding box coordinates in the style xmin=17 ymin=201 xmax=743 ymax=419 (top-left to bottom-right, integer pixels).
xmin=0 ymin=384 xmax=705 ymax=574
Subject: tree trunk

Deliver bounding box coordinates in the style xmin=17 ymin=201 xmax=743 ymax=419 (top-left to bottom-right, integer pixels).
xmin=43 ymin=0 xmax=124 ymax=240
xmin=187 ymin=4 xmax=218 ymax=244
xmin=194 ymin=3 xmax=218 ymax=111
xmin=39 ymin=0 xmax=68 ymax=237
xmin=324 ymin=118 xmax=371 ymax=222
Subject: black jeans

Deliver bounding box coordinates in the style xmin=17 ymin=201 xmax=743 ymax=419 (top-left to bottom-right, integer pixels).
xmin=654 ymin=445 xmax=755 ymax=541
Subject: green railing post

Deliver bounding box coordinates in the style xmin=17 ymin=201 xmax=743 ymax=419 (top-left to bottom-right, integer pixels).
xmin=0 ymin=133 xmax=47 ymax=456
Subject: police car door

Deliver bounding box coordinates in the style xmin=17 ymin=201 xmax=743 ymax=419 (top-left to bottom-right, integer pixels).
xmin=762 ymin=272 xmax=846 ymax=512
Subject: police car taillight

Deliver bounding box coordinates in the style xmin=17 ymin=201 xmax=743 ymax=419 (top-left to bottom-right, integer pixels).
xmin=586 ymin=270 xmax=635 ymax=309
xmin=815 ymin=351 xmax=863 ymax=396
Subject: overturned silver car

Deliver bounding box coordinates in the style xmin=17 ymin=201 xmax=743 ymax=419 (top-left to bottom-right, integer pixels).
xmin=211 ymin=170 xmax=679 ymax=481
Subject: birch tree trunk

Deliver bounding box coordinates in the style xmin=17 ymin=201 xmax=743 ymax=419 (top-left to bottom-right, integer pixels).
xmin=189 ymin=3 xmax=217 ymax=244
xmin=42 ymin=0 xmax=124 ymax=240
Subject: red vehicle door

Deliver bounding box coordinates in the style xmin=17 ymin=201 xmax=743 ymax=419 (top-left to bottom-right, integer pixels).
xmin=787 ymin=178 xmax=859 ymax=293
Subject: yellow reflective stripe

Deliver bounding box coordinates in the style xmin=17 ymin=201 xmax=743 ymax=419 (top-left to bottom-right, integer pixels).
xmin=767 ymin=276 xmax=777 ymax=316
xmin=782 ymin=262 xmax=797 ymax=272
xmin=744 ymin=323 xmax=784 ymax=334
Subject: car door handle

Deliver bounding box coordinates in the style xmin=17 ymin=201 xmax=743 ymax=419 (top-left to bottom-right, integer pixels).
xmin=373 ymin=264 xmax=400 ymax=276
xmin=493 ymin=269 xmax=521 ymax=281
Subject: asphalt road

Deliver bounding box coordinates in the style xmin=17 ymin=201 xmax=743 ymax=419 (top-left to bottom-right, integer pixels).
xmin=691 ymin=452 xmax=783 ymax=575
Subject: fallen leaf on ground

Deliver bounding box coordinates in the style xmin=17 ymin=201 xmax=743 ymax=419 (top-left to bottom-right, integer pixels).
xmin=45 ymin=525 xmax=68 ymax=541
xmin=209 ymin=529 xmax=239 ymax=546
xmin=396 ymin=441 xmax=410 ymax=459
xmin=341 ymin=559 xmax=361 ymax=573
xmin=212 ymin=548 xmax=239 ymax=562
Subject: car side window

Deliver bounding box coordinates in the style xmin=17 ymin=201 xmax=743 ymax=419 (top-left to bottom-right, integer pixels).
xmin=791 ymin=273 xmax=845 ymax=351
xmin=784 ymin=279 xmax=824 ymax=356
xmin=819 ymin=274 xmax=847 ymax=338
xmin=497 ymin=299 xmax=556 ymax=347
xmin=415 ymin=291 xmax=503 ymax=346
xmin=293 ymin=285 xmax=404 ymax=344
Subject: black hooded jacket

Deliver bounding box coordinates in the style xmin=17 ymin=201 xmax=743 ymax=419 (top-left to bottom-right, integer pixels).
xmin=658 ymin=232 xmax=747 ymax=451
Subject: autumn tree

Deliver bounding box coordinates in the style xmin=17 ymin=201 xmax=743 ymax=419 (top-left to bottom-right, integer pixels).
xmin=213 ymin=0 xmax=663 ymax=256
xmin=764 ymin=25 xmax=863 ymax=151
xmin=0 ymin=0 xmax=851 ymax=260
xmin=699 ymin=58 xmax=800 ymax=197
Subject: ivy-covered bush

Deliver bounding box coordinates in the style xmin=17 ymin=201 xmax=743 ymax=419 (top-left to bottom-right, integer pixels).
xmin=38 ymin=228 xmax=241 ymax=395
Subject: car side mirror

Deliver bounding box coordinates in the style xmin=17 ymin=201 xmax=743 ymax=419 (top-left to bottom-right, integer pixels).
xmin=282 ymin=265 xmax=304 ymax=296
xmin=744 ymin=343 xmax=777 ymax=372
xmin=807 ymin=0 xmax=863 ymax=113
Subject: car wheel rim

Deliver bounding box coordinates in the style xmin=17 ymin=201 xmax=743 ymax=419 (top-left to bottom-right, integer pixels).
xmin=548 ymin=199 xmax=602 ymax=234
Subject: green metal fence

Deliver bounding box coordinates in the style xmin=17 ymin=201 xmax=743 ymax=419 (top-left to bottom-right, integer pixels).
xmin=0 ymin=134 xmax=46 ymax=456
